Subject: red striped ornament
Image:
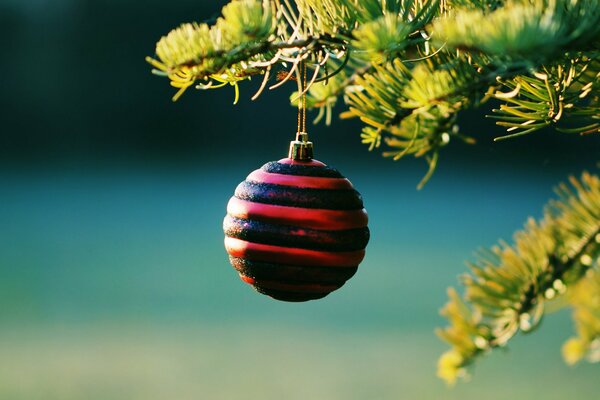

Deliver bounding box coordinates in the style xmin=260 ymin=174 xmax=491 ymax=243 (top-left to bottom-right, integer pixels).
xmin=223 ymin=158 xmax=369 ymax=302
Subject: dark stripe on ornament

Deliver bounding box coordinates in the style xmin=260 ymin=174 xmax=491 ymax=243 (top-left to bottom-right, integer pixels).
xmin=224 ymin=216 xmax=370 ymax=251
xmin=240 ymin=275 xmax=340 ymax=293
xmin=230 ymin=257 xmax=358 ymax=285
xmin=253 ymin=287 xmax=331 ymax=302
xmin=277 ymin=158 xmax=326 ymax=167
xmin=239 ymin=275 xmax=344 ymax=302
xmin=262 ymin=161 xmax=343 ymax=178
xmin=235 ymin=181 xmax=364 ymax=210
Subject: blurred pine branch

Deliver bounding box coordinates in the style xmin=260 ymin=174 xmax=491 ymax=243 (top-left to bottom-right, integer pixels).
xmin=437 ymin=172 xmax=600 ymax=384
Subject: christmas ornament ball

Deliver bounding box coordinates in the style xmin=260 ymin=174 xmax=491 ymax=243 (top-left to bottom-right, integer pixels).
xmin=223 ymin=157 xmax=369 ymax=302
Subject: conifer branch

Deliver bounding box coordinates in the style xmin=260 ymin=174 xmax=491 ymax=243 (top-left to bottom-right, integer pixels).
xmin=437 ymin=172 xmax=600 ymax=385
xmin=433 ymin=0 xmax=600 ymax=59
xmin=491 ymin=56 xmax=600 ymax=138
xmin=147 ymin=0 xmax=599 ymax=182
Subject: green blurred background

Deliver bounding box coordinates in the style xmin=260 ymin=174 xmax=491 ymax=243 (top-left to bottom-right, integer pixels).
xmin=1 ymin=1 xmax=599 ymax=399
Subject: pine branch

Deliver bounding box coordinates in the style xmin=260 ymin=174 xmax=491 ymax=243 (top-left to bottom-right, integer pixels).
xmin=146 ymin=0 xmax=599 ymax=183
xmin=145 ymin=0 xmax=351 ymax=101
xmin=491 ymin=56 xmax=600 ymax=138
xmin=433 ymin=0 xmax=600 ymax=58
xmin=342 ymin=53 xmax=485 ymax=186
xmin=145 ymin=0 xmax=441 ymax=103
xmin=437 ymin=171 xmax=600 ymax=385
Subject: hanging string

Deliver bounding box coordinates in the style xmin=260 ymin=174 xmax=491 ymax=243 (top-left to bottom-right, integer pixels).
xmin=289 ymin=59 xmax=314 ymax=161
xmin=297 ymin=60 xmax=308 ymax=134
xmin=302 ymin=60 xmax=307 ymax=133
xmin=297 ymin=63 xmax=302 ymax=133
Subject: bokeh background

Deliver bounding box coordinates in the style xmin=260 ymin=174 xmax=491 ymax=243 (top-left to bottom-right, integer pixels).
xmin=1 ymin=1 xmax=599 ymax=399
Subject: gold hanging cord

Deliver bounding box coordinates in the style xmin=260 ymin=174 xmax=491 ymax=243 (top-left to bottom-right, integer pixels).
xmin=289 ymin=60 xmax=314 ymax=160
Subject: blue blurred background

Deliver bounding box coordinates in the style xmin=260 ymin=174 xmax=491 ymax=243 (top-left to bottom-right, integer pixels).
xmin=1 ymin=1 xmax=599 ymax=399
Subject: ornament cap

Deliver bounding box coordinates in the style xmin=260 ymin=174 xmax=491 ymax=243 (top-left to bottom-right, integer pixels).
xmin=288 ymin=132 xmax=314 ymax=161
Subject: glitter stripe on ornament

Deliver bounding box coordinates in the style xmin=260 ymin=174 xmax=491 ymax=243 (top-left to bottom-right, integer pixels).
xmin=257 ymin=290 xmax=331 ymax=301
xmin=261 ymin=160 xmax=343 ymax=178
xmin=226 ymin=197 xmax=369 ymax=231
xmin=239 ymin=275 xmax=340 ymax=294
xmin=223 ymin=216 xmax=369 ymax=251
xmin=234 ymin=181 xmax=363 ymax=210
xmin=253 ymin=286 xmax=334 ymax=302
xmin=229 ymin=257 xmax=358 ymax=284
xmin=277 ymin=158 xmax=327 ymax=166
xmin=224 ymin=237 xmax=366 ymax=267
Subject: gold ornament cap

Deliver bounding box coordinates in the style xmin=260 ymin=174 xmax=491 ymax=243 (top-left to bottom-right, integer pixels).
xmin=288 ymin=132 xmax=313 ymax=161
